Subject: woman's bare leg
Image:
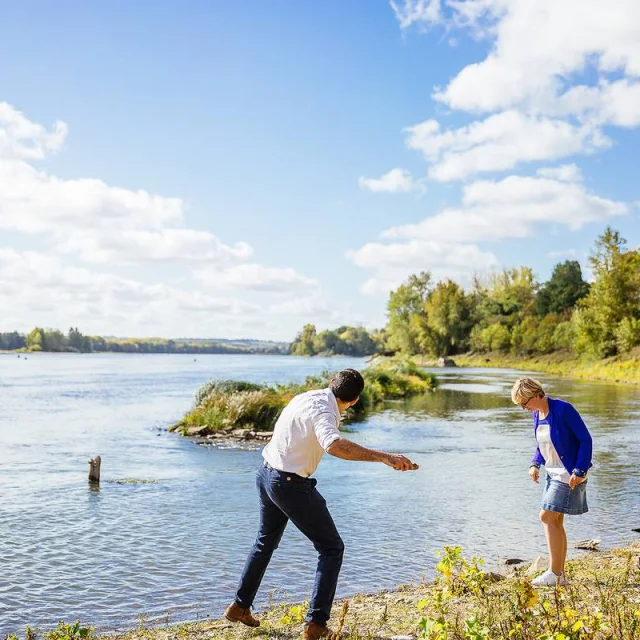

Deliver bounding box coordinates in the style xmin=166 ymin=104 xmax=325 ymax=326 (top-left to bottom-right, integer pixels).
xmin=558 ymin=513 xmax=567 ymax=574
xmin=539 ymin=510 xmax=565 ymax=575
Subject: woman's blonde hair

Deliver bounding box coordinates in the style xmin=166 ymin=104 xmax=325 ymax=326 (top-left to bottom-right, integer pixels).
xmin=511 ymin=377 xmax=545 ymax=405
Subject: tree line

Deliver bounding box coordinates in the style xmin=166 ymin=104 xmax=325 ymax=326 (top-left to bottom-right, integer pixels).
xmin=4 ymin=227 xmax=637 ymax=360
xmin=290 ymin=227 xmax=640 ymax=359
xmin=0 ymin=327 xmax=288 ymax=355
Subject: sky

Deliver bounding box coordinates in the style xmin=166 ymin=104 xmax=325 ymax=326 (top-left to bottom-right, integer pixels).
xmin=1 ymin=0 xmax=639 ymax=341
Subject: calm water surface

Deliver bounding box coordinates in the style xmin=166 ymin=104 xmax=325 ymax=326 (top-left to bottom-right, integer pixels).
xmin=0 ymin=353 xmax=639 ymax=633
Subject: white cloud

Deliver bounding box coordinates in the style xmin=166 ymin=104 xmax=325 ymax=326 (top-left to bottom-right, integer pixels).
xmin=0 ymin=155 xmax=185 ymax=234
xmin=432 ymin=0 xmax=640 ymax=116
xmin=56 ymin=229 xmax=253 ymax=265
xmin=0 ymin=102 xmax=68 ymax=160
xmin=555 ymin=79 xmax=640 ymax=128
xmin=358 ymin=168 xmax=423 ymax=193
xmin=405 ymin=111 xmax=609 ymax=181
xmin=536 ymin=164 xmax=583 ymax=183
xmin=0 ymin=103 xmax=253 ymax=268
xmin=390 ymin=0 xmax=442 ymax=29
xmin=389 ymin=1 xmax=640 ymax=180
xmin=0 ymin=249 xmax=258 ymax=334
xmin=348 ymin=239 xmax=498 ymax=295
xmin=384 ymin=173 xmax=628 ymax=243
xmin=195 ymin=263 xmax=319 ymax=292
xmin=350 ymin=169 xmax=628 ymax=295
xmin=0 ymin=103 xmax=331 ymax=340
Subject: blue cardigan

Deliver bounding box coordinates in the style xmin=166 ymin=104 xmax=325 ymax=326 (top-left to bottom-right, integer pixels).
xmin=531 ymin=397 xmax=593 ymax=476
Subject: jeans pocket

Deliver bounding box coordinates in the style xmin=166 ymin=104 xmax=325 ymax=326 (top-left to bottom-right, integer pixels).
xmin=276 ymin=474 xmax=314 ymax=493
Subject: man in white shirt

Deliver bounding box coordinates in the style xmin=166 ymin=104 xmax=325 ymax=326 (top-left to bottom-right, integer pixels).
xmin=224 ymin=369 xmax=418 ymax=640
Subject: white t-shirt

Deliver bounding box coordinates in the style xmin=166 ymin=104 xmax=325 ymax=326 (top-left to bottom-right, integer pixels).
xmin=262 ymin=388 xmax=342 ymax=478
xmin=536 ymin=416 xmax=571 ymax=484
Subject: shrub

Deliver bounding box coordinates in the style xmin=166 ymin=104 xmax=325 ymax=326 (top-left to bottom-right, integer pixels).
xmin=552 ymin=320 xmax=575 ymax=351
xmin=615 ymin=317 xmax=640 ymax=353
xmin=195 ymin=380 xmax=263 ymax=407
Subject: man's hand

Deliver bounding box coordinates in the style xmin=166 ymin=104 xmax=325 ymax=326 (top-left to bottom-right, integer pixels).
xmin=384 ymin=453 xmax=419 ymax=472
xmin=529 ymin=466 xmax=540 ymax=483
xmin=569 ymin=474 xmax=586 ymax=490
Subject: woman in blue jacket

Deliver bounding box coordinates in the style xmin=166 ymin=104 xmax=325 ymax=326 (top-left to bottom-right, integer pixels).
xmin=511 ymin=377 xmax=592 ymax=587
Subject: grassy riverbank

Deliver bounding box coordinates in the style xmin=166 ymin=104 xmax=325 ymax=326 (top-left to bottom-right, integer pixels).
xmin=169 ymin=359 xmax=436 ymax=437
xmin=25 ymin=544 xmax=640 ymax=639
xmin=441 ymin=350 xmax=640 ymax=385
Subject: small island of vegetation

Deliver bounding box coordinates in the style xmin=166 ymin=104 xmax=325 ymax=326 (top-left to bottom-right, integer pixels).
xmin=169 ymin=358 xmax=436 ymax=439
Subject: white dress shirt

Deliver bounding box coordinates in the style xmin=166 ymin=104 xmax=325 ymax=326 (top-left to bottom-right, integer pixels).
xmin=262 ymin=388 xmax=342 ymax=477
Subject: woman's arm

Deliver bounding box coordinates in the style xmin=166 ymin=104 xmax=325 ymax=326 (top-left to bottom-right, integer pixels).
xmin=564 ymin=403 xmax=593 ymax=475
xmin=531 ymin=446 xmax=544 ymax=469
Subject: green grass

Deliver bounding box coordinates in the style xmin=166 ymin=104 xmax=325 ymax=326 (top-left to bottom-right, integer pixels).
xmin=169 ymin=358 xmax=437 ymax=436
xmin=448 ymin=350 xmax=640 ymax=385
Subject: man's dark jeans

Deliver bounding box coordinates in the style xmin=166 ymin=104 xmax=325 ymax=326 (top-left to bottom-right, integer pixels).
xmin=235 ymin=463 xmax=344 ymax=625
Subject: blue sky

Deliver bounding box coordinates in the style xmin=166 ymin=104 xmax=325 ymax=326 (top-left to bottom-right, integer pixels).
xmin=1 ymin=0 xmax=639 ymax=340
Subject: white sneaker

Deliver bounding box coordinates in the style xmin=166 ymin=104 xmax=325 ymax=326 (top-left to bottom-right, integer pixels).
xmin=531 ymin=570 xmax=568 ymax=587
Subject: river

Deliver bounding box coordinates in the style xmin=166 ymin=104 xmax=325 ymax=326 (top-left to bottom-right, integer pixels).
xmin=0 ymin=353 xmax=638 ymax=633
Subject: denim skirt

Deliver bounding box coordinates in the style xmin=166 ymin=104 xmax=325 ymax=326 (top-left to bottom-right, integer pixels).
xmin=541 ymin=474 xmax=588 ymax=515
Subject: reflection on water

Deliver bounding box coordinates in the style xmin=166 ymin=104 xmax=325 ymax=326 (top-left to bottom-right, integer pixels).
xmin=0 ymin=355 xmax=639 ymax=633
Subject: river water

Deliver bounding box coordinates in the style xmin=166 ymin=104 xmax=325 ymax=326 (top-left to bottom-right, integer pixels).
xmin=0 ymin=353 xmax=638 ymax=634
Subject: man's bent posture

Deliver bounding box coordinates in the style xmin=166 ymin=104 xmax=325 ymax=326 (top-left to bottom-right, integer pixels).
xmin=225 ymin=368 xmax=418 ymax=640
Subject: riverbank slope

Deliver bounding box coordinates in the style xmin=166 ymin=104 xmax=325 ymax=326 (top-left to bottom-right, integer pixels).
xmin=449 ymin=350 xmax=640 ymax=385
xmin=104 ymin=544 xmax=640 ymax=640
xmin=405 ymin=349 xmax=640 ymax=385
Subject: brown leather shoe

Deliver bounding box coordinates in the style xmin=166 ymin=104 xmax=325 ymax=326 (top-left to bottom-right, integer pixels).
xmin=224 ymin=601 xmax=260 ymax=627
xmin=303 ymin=621 xmax=333 ymax=640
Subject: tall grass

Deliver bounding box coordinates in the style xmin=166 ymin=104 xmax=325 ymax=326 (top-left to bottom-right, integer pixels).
xmin=413 ymin=546 xmax=640 ymax=640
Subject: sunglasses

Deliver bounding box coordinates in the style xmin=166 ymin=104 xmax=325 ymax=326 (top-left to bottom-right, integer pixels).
xmin=519 ymin=398 xmax=532 ymax=410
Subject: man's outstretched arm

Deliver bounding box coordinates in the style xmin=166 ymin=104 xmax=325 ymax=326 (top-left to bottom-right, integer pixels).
xmin=326 ymin=438 xmax=418 ymax=471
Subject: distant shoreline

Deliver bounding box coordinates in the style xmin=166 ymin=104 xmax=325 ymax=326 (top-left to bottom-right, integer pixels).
xmin=1 ymin=350 xmax=289 ymax=356
xmin=409 ymin=351 xmax=640 ymax=385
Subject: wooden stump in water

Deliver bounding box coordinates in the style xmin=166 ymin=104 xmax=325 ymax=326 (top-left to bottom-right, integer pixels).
xmin=88 ymin=456 xmax=101 ymax=484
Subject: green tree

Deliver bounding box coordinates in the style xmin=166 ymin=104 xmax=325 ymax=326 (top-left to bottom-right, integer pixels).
xmin=536 ymin=260 xmax=590 ymax=316
xmin=290 ymin=324 xmax=318 ymax=356
xmin=68 ymin=327 xmax=92 ymax=352
xmin=386 ymin=272 xmax=432 ymax=355
xmin=337 ymin=327 xmax=377 ymax=357
xmin=424 ymin=280 xmax=473 ymax=356
xmin=487 ymin=267 xmax=538 ymax=323
xmin=46 ymin=329 xmax=68 ymax=351
xmin=471 ymin=323 xmax=511 ymax=352
xmin=0 ymin=331 xmax=25 ymax=350
xmin=574 ymin=228 xmax=640 ymax=357
xmin=312 ymin=329 xmax=344 ymax=355
xmin=25 ymin=327 xmax=45 ymax=351
xmin=615 ymin=317 xmax=640 ymax=353
xmin=552 ymin=321 xmax=575 ymax=351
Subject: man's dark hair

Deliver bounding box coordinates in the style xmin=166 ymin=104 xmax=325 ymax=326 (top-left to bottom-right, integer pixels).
xmin=329 ymin=369 xmax=365 ymax=403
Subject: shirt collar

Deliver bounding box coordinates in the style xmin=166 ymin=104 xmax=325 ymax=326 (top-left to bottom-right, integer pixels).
xmin=326 ymin=388 xmax=341 ymax=421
